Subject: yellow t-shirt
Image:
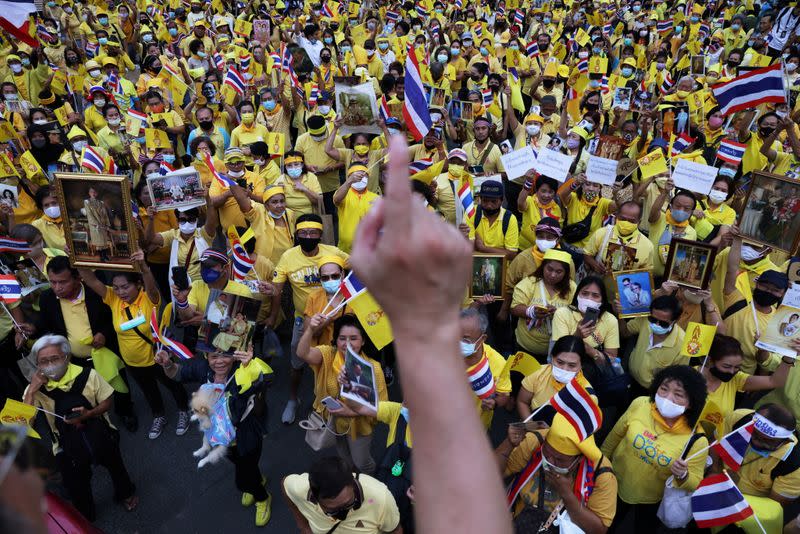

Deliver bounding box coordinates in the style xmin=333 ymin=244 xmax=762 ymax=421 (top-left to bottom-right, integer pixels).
xmin=377 ymin=400 xmax=413 ymax=448
xmin=209 ymin=170 xmax=266 ymax=229
xmin=337 ymin=189 xmax=379 ymax=253
xmin=158 ymin=227 xmax=214 ymax=282
xmin=583 ymin=226 xmax=655 ymax=271
xmin=31 ymin=216 xmax=65 ymax=250
xmin=600 ymin=396 xmax=709 ymax=504
xmin=512 ymin=278 xmax=576 ymax=355
xmin=626 ymin=317 xmax=688 ymax=388
xmin=564 ymin=194 xmax=614 ymax=250
xmin=58 ymin=285 xmax=94 ymax=358
xmin=462 ymin=141 xmax=505 ymax=175
xmin=468 ymin=344 xmax=511 ymax=429
xmin=294 ymin=132 xmax=345 ymax=193
xmin=434 ymin=173 xmax=459 ymax=224
xmin=187 ymin=279 xmax=251 ymax=314
xmin=519 ymin=197 xmax=562 ymax=250
xmin=276 ymin=173 xmax=322 ymax=215
xmin=103 ymin=288 xmax=159 ymax=367
xmin=551 ymin=307 xmax=620 ymax=351
xmin=520 ymin=364 xmax=596 ymax=411
xmin=723 ymin=288 xmax=777 ymax=374
xmin=705 ymin=370 xmax=748 ymax=416
xmin=272 ymin=244 xmax=349 ymax=317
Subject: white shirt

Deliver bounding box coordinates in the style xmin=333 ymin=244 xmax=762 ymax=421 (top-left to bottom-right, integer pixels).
xmin=769 ymin=7 xmax=800 ymax=50
xmin=296 ymin=35 xmax=325 ymax=67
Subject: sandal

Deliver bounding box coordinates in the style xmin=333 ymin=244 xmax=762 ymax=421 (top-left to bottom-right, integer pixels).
xmin=124 ymin=495 xmax=139 ymax=511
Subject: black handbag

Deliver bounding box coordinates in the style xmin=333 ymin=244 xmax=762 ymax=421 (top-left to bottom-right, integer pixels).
xmin=582 ymin=350 xmax=630 ymax=407
xmin=561 ymin=205 xmax=597 ymax=243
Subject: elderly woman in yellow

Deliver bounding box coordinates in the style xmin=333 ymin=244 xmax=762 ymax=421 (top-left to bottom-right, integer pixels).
xmin=693 ymin=176 xmax=737 ymax=241
xmin=296 ymin=313 xmax=387 ymax=474
xmin=96 ymin=103 xmax=138 ymax=167
xmin=517 ymin=173 xmax=562 ymax=250
xmin=210 ymin=148 xmax=265 ymax=229
xmin=507 ymin=107 xmax=550 ymax=151
xmin=256 ymin=87 xmax=292 ymax=152
xmin=326 ymin=116 xmax=387 ymax=193
xmin=517 ymin=335 xmax=597 ymax=423
xmin=232 ymin=183 xmax=296 ymax=266
xmin=511 ymin=249 xmax=576 ymax=359
xmin=277 ymin=151 xmax=322 ymax=215
xmin=31 ymin=185 xmax=65 ymax=250
xmin=333 ymin=165 xmax=379 ymax=254
xmin=647 ymin=181 xmax=698 ymax=278
xmin=601 ymin=365 xmax=709 ymax=532
xmin=496 ymin=412 xmax=617 ymax=532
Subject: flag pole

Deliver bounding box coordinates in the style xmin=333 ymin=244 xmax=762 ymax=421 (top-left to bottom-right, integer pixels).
xmin=35 ymin=405 xmax=65 ymax=420
xmin=324 ymin=298 xmax=349 ymax=319
xmin=320 ymin=287 xmax=342 ymax=315
xmin=523 ymin=401 xmax=550 ymax=423
xmin=1 ymin=301 xmax=26 ymax=339
xmin=686 ymin=424 xmax=751 ymax=460
xmin=751 ymin=511 xmax=767 ymax=534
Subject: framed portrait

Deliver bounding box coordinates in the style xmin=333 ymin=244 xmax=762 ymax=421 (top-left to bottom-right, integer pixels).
xmin=0 ymin=258 xmax=48 ymax=296
xmin=612 ymin=87 xmax=632 ymax=111
xmin=196 ymin=289 xmax=261 ymax=355
xmin=0 ymin=183 xmax=17 ymax=208
xmin=737 ymin=171 xmax=800 ymax=254
xmin=340 ymin=345 xmax=378 ymax=411
xmin=54 ymin=173 xmax=137 ymax=271
xmin=604 ymin=243 xmax=637 ymax=273
xmin=690 ymin=55 xmax=705 ymax=76
xmin=663 ymin=238 xmax=717 ymax=290
xmin=469 ymin=254 xmax=507 ymax=300
xmin=614 ymin=269 xmax=654 ymax=318
xmin=146 ymin=168 xmax=205 ymax=212
xmin=333 ymin=79 xmax=380 ymax=135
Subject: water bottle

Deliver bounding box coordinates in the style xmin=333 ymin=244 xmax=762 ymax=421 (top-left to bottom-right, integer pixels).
xmin=610 ymin=357 xmax=624 ymax=376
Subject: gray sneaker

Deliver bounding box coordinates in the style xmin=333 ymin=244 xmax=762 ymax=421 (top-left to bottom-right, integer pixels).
xmin=148 ymin=416 xmax=167 ymax=440
xmin=176 ymin=411 xmax=191 ymax=436
xmin=281 ymin=399 xmax=298 ymax=424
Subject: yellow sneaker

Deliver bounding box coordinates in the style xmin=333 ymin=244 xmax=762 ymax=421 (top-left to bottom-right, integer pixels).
xmin=255 ymin=494 xmax=272 ymax=527
xmin=241 ymin=492 xmax=254 ymax=507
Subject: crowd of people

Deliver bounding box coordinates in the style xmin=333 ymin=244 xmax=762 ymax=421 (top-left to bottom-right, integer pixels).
xmin=4 ymin=0 xmax=800 ymax=532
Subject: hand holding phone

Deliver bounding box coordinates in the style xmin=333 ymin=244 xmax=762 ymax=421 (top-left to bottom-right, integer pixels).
xmin=321 ymin=396 xmax=343 ymax=411
xmin=172 ymin=266 xmax=189 ymax=291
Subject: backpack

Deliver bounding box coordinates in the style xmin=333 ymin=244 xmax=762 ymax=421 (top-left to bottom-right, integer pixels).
xmin=375 ymin=412 xmax=414 ymax=533
xmin=474 ymin=206 xmax=513 ymax=235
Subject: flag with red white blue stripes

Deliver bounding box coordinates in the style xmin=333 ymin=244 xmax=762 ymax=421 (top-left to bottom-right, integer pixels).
xmin=526 ymin=41 xmax=540 ymax=58
xmin=691 ymin=473 xmax=753 ymax=528
xmin=339 ymin=271 xmax=366 ymax=301
xmin=223 ymin=67 xmax=246 ymax=96
xmin=717 ymin=139 xmax=747 ymax=165
xmin=203 ymin=152 xmax=236 ymax=188
xmin=551 ymin=378 xmax=602 ymax=441
xmin=0 ymin=237 xmax=31 ymax=254
xmin=403 ymin=46 xmax=433 ymax=141
xmin=466 ymin=354 xmax=496 ymax=399
xmin=712 ymin=421 xmax=754 ymax=471
xmin=671 ymin=133 xmax=696 ymax=157
xmin=0 ymin=274 xmax=21 ymax=303
xmin=81 ymin=146 xmax=105 ymax=174
xmin=231 ymin=239 xmax=256 ymax=281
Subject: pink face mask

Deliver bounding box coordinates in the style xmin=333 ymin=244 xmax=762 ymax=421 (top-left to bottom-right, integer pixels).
xmin=708 ymin=116 xmax=724 ymax=129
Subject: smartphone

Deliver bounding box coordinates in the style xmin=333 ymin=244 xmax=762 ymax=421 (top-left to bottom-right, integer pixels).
xmin=172 ymin=266 xmax=189 ymax=291
xmin=468 ymin=165 xmax=485 ymax=175
xmin=64 ymin=411 xmax=82 ymax=421
xmin=582 ymin=306 xmax=600 ymax=325
xmin=321 ymin=396 xmax=342 ymax=411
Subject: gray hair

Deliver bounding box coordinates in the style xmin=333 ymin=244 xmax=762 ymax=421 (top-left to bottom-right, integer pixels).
xmin=459 ymin=308 xmax=489 ymax=334
xmin=29 ymin=334 xmax=71 ymax=365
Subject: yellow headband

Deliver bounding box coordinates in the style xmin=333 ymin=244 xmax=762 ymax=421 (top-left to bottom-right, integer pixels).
xmin=348 ymin=164 xmax=369 ymax=176
xmin=296 ymin=221 xmax=324 ymax=231
xmin=543 ymin=249 xmax=572 ymax=265
xmin=285 ymin=155 xmax=303 ymax=165
xmin=263 ymin=185 xmax=285 ymax=201
xmin=308 ymin=125 xmax=327 ymax=136
xmin=317 ymin=255 xmax=345 ymax=269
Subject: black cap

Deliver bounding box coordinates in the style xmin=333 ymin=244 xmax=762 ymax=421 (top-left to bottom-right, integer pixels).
xmin=759 ymin=270 xmax=789 ymax=290
xmin=480 ymin=180 xmax=504 ymax=198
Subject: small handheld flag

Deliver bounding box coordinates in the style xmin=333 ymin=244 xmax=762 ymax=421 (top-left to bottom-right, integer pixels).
xmin=203 ymin=152 xmax=236 ymax=188
xmin=457 ymin=179 xmax=476 ymax=221
xmin=712 ymin=421 xmax=754 ymax=471
xmin=231 ymin=239 xmax=256 ymax=281
xmin=551 ymin=378 xmax=602 ymax=441
xmin=691 ymin=473 xmax=754 ymax=528
xmin=0 ymin=274 xmax=21 ymax=303
xmin=0 ymin=237 xmax=31 ymax=254
xmin=717 ymin=139 xmax=747 ymax=166
xmin=466 ymin=354 xmax=496 ymax=399
xmin=403 ymin=45 xmax=433 ymax=141
xmin=223 ymin=67 xmax=247 ymax=96
xmin=81 ymin=146 xmax=105 ymax=174
xmin=339 ymin=271 xmax=366 ymax=301
xmin=711 ymin=64 xmax=786 ymax=115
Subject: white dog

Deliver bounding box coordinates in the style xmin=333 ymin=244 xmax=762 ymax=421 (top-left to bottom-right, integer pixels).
xmin=190 ymin=385 xmax=232 ymax=468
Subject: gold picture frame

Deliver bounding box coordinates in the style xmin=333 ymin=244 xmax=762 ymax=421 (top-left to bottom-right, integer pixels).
xmin=663 ymin=238 xmax=717 ymax=291
xmin=469 ymin=253 xmax=508 ymax=301
xmin=737 ymin=171 xmax=800 ymax=254
xmin=54 ymin=172 xmax=138 ymax=272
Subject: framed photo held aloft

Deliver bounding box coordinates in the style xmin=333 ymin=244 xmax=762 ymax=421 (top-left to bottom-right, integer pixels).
xmin=146 ymin=168 xmax=205 ymax=212
xmin=737 ymin=171 xmax=800 ymax=254
xmin=614 ymin=269 xmax=654 ymax=318
xmin=54 ymin=173 xmax=138 ymax=271
xmin=469 ymin=254 xmax=507 ymax=300
xmin=663 ymin=238 xmax=717 ymax=290
xmin=196 ymin=289 xmax=261 ymax=355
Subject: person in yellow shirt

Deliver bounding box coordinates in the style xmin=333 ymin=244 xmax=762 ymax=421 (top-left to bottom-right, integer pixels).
xmin=473 ymin=180 xmax=519 ymax=258
xmin=209 ymin=148 xmax=265 ymax=229
xmin=144 ymin=204 xmax=216 ymax=283
xmin=739 ymin=110 xmax=781 ymax=176
xmin=462 ymin=116 xmax=504 ymax=174
xmin=601 ymin=365 xmax=709 ymax=531
xmin=232 ymin=183 xmax=296 ymax=266
xmin=294 ymin=114 xmax=345 ymax=215
xmin=31 ymin=186 xmax=65 ymax=250
xmin=333 ymin=164 xmax=379 ymax=253
xmin=326 ymin=117 xmax=387 ymax=193
xmin=583 ymin=201 xmax=654 ymax=276
xmin=302 ymin=256 xmax=354 ymax=347
xmin=693 ymin=176 xmax=737 ymax=241
xmin=276 ymin=152 xmax=322 ymax=215
xmin=230 ymin=100 xmax=269 ymax=156
xmin=256 ymin=86 xmax=292 ymax=152
xmin=78 ymin=250 xmax=191 ymax=440
xmin=83 ymin=85 xmax=109 ymax=133
xmin=459 ymin=308 xmax=511 ymax=429
xmin=517 ymin=173 xmax=562 ymax=250
xmin=558 ymin=174 xmax=616 ymax=250
xmin=249 ymin=142 xmax=282 ymax=188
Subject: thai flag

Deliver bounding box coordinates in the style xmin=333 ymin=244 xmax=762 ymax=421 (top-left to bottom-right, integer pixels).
xmin=231 ymin=239 xmax=255 ymax=281
xmin=409 ymin=159 xmax=433 ymax=175
xmin=566 ymin=86 xmax=578 ymax=101
xmin=496 ymin=6 xmax=505 ymax=16
xmin=415 ymin=2 xmax=427 ymax=17
xmin=713 ymin=421 xmax=754 ymax=471
xmin=551 ymin=377 xmax=602 ymax=441
xmin=161 ymin=62 xmax=181 ymax=79
xmin=224 ymin=68 xmax=247 ymax=96
xmin=269 ymin=51 xmax=281 ymax=66
xmin=506 ymin=448 xmax=543 ymax=508
xmin=514 ymin=10 xmax=524 ymax=26
xmin=699 ymin=22 xmax=711 ymax=39
xmin=691 ymin=473 xmax=754 ymax=528
xmin=431 ymin=25 xmax=440 ymax=42
xmin=0 ymin=237 xmax=30 ymax=254
xmin=107 ymin=157 xmax=119 ymax=175
xmin=282 ymin=48 xmax=293 ymax=75
xmin=711 ymin=64 xmax=786 ymax=115
xmin=403 ymin=45 xmax=433 ymax=141
xmin=159 ymin=161 xmax=175 ymax=174
xmin=161 ymin=332 xmax=194 ymax=360
xmin=671 ymin=133 xmax=696 ymax=157
xmin=150 ymin=308 xmax=161 ymax=344
xmin=203 ymin=152 xmax=236 ymax=188
xmin=106 ymin=72 xmax=120 ymax=94
xmin=656 ymin=19 xmax=673 ymax=34
xmin=36 ymin=23 xmax=56 ymax=44
xmin=213 ymin=52 xmax=225 ymax=71
xmin=474 ymin=24 xmax=483 ymax=38
xmin=577 ymin=59 xmax=589 ymax=74
xmin=386 ymin=10 xmax=400 ymax=22
xmin=81 ymin=146 xmax=105 ymax=174
xmin=600 ymin=76 xmax=610 ymax=94
xmin=308 ymin=83 xmax=319 ymax=107
xmin=239 ymin=52 xmax=251 ymax=73
xmin=454 ymin=0 xmax=462 ymax=8
xmin=602 ymin=22 xmax=612 ymax=36
xmin=128 ymin=109 xmax=147 ymax=123
xmin=458 ymin=180 xmax=476 ymax=220
xmin=508 ymin=67 xmax=519 ymax=83
xmin=85 ymin=41 xmax=99 ymax=58
xmin=0 ymin=274 xmax=21 ymax=303
xmin=717 ymin=139 xmax=747 ymax=165
xmin=378 ymin=95 xmax=391 ymax=121
xmin=526 ymin=40 xmax=540 ymax=58
xmin=660 ymin=71 xmax=675 ymax=94
xmin=467 ymin=355 xmax=496 ymax=399
xmin=321 ymin=2 xmax=334 ymax=18
xmin=339 ymin=271 xmax=366 ymax=301
xmin=482 ymin=88 xmax=493 ymax=106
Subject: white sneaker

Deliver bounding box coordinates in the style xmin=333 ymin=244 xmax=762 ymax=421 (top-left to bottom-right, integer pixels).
xmin=281 ymin=400 xmax=298 ymax=424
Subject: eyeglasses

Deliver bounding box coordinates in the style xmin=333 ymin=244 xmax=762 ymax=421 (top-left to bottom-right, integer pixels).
xmin=319 ymin=273 xmax=342 ymax=282
xmin=648 ymin=316 xmax=672 ymax=328
xmin=322 ymin=497 xmax=357 ymax=517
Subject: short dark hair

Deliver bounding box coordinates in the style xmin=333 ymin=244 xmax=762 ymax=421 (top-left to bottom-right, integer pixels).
xmin=9 ymin=223 xmax=41 ymax=244
xmin=46 ymin=255 xmax=78 ymax=278
xmin=651 ymin=295 xmax=682 ymax=321
xmin=551 ymin=335 xmax=587 ymax=361
xmin=535 ymin=175 xmax=559 ymax=193
xmin=34 ymin=186 xmax=56 ymax=210
xmin=649 ymin=365 xmax=707 ymax=428
xmin=757 ymin=403 xmax=797 ymax=432
xmin=709 ymin=334 xmax=743 ymax=362
xmin=331 ymin=314 xmax=366 ymax=345
xmin=308 ymin=456 xmax=355 ymax=500
xmin=671 ymin=188 xmax=697 ymax=212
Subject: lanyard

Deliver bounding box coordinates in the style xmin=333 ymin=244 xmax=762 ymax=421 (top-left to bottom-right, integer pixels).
xmin=751 ymin=300 xmax=761 ymax=339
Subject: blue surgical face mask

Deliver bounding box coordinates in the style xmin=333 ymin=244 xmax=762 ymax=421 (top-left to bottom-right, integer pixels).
xmin=649 ymin=321 xmax=673 ymax=336
xmin=675 ymin=25 xmax=684 ymax=33
xmin=263 ymin=100 xmax=276 ymax=111
xmin=670 ymin=209 xmax=691 ymax=223
xmin=480 ymin=46 xmax=489 ymax=56
xmin=621 ymin=67 xmax=633 ymax=77
xmin=623 ymin=38 xmax=632 ymax=46
xmin=750 ymin=445 xmax=773 ymax=458
xmin=543 ymin=17 xmax=551 ymax=24
xmin=341 ymin=46 xmax=352 ymax=54
xmin=322 ymin=279 xmax=339 ymax=294
xmin=201 ymin=266 xmax=223 ymax=284
xmin=287 ymin=166 xmax=303 ymax=178
xmin=450 ymin=47 xmax=460 ymax=56
xmin=690 ymin=16 xmax=699 ymax=23
xmin=162 ymin=154 xmax=176 ymax=164
xmin=98 ymin=37 xmax=108 ymax=45
xmin=400 ymin=406 xmax=409 ymax=422
xmin=719 ymin=167 xmax=736 ymax=178
xmin=169 ymin=28 xmax=178 ymax=37
xmin=379 ymin=42 xmax=389 ymax=51
xmin=460 ymin=340 xmax=477 ymax=357
xmin=589 ymin=79 xmax=600 ymax=88
xmin=324 ymin=37 xmax=333 ymax=44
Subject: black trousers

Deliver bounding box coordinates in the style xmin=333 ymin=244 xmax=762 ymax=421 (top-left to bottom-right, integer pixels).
xmin=71 ymin=356 xmax=135 ymax=418
xmin=608 ymin=498 xmax=660 ymax=533
xmin=227 ymin=441 xmax=268 ymax=502
xmin=56 ymin=437 xmax=136 ymax=521
xmin=126 ymin=364 xmax=189 ymax=417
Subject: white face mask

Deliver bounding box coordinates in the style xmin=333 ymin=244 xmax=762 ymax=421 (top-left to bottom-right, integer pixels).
xmin=73 ymin=140 xmax=88 ymax=152
xmin=227 ymin=169 xmax=245 ymax=178
xmin=94 ymin=99 xmax=106 ymax=108
xmin=108 ymin=118 xmax=120 ymax=126
xmin=89 ymin=69 xmax=101 ymax=78
xmin=526 ymin=124 xmax=542 ymax=136
xmin=430 ymin=113 xmax=442 ymax=123
xmin=460 ymin=339 xmax=478 ymax=357
xmin=654 ymin=393 xmax=686 ymax=418
xmin=535 ymin=238 xmax=557 ymax=251
xmin=351 ymin=177 xmax=368 ymax=191
xmin=9 ymin=64 xmax=22 ymax=74
xmin=33 ymin=119 xmax=47 ymax=125
xmin=318 ymin=105 xmax=331 ymax=115
xmin=708 ymin=190 xmax=728 ymax=204
xmin=44 ymin=206 xmax=61 ymax=219
xmin=551 ymin=364 xmax=577 ymax=384
xmin=741 ymin=244 xmax=763 ymax=262
xmin=577 ymin=296 xmax=599 ymax=314
xmin=268 ymin=209 xmax=285 ymax=219
xmin=179 ymin=221 xmax=197 ymax=234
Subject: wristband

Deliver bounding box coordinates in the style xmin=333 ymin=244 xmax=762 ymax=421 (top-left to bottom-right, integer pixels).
xmin=176 ymin=299 xmax=189 ymax=309
xmin=526 ymin=306 xmax=537 ymax=319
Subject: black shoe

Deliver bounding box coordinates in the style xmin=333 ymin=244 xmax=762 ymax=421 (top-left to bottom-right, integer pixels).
xmin=122 ymin=415 xmax=138 ymax=432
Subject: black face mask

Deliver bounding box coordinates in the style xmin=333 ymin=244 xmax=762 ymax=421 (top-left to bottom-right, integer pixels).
xmin=32 ymin=138 xmax=46 ymax=148
xmin=584 ymin=102 xmax=598 ymax=112
xmin=709 ymin=366 xmax=736 ymax=382
xmin=752 ymin=288 xmax=780 ymax=307
xmin=759 ymin=127 xmax=775 ymax=138
xmin=482 ymin=206 xmax=501 ymax=216
xmin=199 ymin=120 xmax=214 ymax=131
xmin=321 ymin=56 xmax=331 ymax=63
xmin=727 ymin=60 xmax=739 ymax=68
xmin=328 ymin=508 xmax=351 ymax=521
xmin=542 ymin=79 xmax=555 ymax=89
xmin=297 ymin=236 xmax=321 ymax=253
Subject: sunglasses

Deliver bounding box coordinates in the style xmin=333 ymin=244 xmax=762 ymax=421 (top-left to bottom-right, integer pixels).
xmin=319 ymin=273 xmax=342 ymax=282
xmin=648 ymin=316 xmax=672 ymax=328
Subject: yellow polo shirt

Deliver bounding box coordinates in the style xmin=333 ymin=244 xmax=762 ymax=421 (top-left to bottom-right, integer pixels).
xmin=377 ymin=400 xmax=413 ymax=448
xmin=276 ymin=173 xmax=322 ymax=215
xmin=31 ymin=215 xmax=65 ymax=250
xmin=512 ymin=278 xmax=576 ymax=355
xmin=462 ymin=141 xmax=505 ymax=175
xmin=209 ymin=169 xmax=265 ymax=229
xmin=294 ymin=132 xmax=345 ymax=193
xmin=519 ymin=198 xmax=562 ymax=250
xmin=552 ymin=307 xmax=620 ymax=351
xmin=103 ymin=288 xmax=159 ymax=367
xmin=58 ymin=285 xmax=94 ymax=358
xmin=564 ymin=195 xmax=614 ymax=249
xmin=475 ymin=207 xmax=519 ymax=250
xmin=626 ymin=317 xmax=687 ymax=388
xmin=337 ymin=189 xmax=379 ymax=253
xmin=583 ymin=226 xmax=654 ymax=271
xmin=187 ymin=279 xmax=251 ymax=314
xmin=434 ymin=173 xmax=458 ymax=224
xmin=272 ymin=244 xmax=349 ymax=317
